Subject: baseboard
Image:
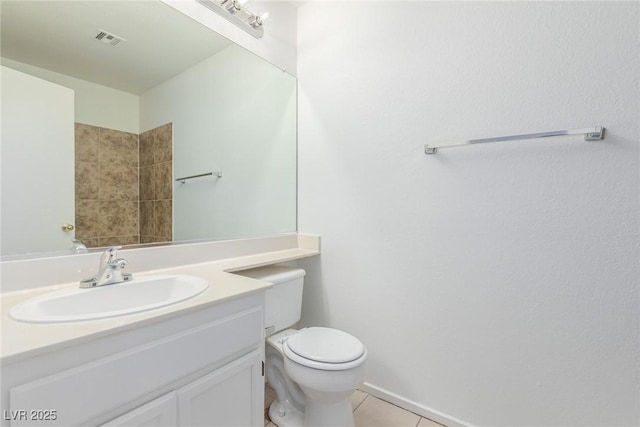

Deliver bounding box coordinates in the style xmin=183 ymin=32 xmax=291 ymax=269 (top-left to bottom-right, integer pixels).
xmin=360 ymin=382 xmax=475 ymax=427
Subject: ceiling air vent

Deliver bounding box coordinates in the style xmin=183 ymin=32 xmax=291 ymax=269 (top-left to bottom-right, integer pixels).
xmin=94 ymin=29 xmax=126 ymax=47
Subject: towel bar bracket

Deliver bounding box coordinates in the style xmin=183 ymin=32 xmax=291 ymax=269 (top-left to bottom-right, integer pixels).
xmin=584 ymin=127 xmax=605 ymax=141
xmin=424 ymin=145 xmax=438 ymax=154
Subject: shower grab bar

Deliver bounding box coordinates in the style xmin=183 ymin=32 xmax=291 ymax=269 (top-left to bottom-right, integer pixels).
xmin=176 ymin=171 xmax=222 ymax=184
xmin=424 ymin=126 xmax=605 ymax=154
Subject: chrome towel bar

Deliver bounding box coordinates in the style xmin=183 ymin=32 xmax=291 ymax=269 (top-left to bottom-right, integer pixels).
xmin=176 ymin=171 xmax=222 ymax=184
xmin=424 ymin=126 xmax=605 ymax=154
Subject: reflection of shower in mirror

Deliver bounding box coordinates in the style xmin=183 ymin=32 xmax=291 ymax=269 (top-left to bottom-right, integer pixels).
xmin=0 ymin=0 xmax=297 ymax=259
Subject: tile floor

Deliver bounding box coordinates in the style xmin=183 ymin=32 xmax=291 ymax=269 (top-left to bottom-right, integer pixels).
xmin=265 ymin=386 xmax=446 ymax=427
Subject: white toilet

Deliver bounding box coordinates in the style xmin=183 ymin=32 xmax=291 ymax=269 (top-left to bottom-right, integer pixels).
xmin=237 ymin=266 xmax=367 ymax=427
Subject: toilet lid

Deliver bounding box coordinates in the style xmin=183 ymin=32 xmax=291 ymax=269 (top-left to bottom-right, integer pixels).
xmin=285 ymin=327 xmax=365 ymax=364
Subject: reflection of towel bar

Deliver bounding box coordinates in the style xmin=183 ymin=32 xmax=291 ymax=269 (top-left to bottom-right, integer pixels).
xmin=424 ymin=126 xmax=605 ymax=154
xmin=176 ymin=171 xmax=222 ymax=184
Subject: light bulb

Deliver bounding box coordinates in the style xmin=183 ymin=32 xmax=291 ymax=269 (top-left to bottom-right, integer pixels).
xmin=249 ymin=11 xmax=269 ymax=28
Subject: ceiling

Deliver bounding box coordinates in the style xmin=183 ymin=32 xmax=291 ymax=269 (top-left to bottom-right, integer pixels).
xmin=1 ymin=0 xmax=233 ymax=94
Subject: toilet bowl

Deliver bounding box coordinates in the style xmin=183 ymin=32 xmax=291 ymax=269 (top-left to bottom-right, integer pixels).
xmin=236 ymin=266 xmax=367 ymax=427
xmin=267 ymin=328 xmax=367 ymax=427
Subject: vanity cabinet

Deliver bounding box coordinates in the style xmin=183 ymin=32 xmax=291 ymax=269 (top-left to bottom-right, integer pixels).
xmin=100 ymin=394 xmax=176 ymax=427
xmin=1 ymin=293 xmax=265 ymax=427
xmin=101 ymin=350 xmax=262 ymax=427
xmin=177 ymin=350 xmax=262 ymax=426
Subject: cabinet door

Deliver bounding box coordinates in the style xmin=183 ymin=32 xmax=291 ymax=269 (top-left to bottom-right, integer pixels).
xmin=99 ymin=393 xmax=176 ymax=427
xmin=178 ymin=350 xmax=264 ymax=427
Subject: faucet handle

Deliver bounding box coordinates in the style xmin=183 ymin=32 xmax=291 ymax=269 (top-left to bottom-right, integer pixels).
xmin=114 ymin=258 xmax=128 ymax=270
xmin=100 ymin=246 xmax=122 ymax=266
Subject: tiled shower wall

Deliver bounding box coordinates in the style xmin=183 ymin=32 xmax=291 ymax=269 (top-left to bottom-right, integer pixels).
xmin=75 ymin=124 xmax=139 ymax=247
xmin=74 ymin=123 xmax=172 ymax=248
xmin=139 ymin=123 xmax=173 ymax=244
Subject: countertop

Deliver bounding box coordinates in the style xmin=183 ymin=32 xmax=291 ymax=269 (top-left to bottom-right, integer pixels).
xmin=0 ymin=246 xmax=319 ymax=364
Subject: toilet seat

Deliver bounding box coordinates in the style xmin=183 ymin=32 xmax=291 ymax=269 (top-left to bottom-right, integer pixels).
xmin=283 ymin=327 xmax=366 ymax=371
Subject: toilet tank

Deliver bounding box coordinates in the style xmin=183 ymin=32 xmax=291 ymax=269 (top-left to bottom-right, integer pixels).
xmin=236 ymin=266 xmax=305 ymax=335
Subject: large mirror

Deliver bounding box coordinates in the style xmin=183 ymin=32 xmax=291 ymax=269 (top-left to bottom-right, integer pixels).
xmin=0 ymin=0 xmax=297 ymax=259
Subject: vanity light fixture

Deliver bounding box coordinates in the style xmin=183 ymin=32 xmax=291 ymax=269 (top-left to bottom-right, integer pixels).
xmin=195 ymin=0 xmax=268 ymax=38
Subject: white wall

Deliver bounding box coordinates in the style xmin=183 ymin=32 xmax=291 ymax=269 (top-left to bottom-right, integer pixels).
xmin=297 ymin=2 xmax=639 ymax=427
xmin=1 ymin=58 xmax=140 ymax=134
xmin=140 ymin=44 xmax=297 ymax=241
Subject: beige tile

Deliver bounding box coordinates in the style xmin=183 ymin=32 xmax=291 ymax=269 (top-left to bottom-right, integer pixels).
xmin=350 ymin=389 xmax=368 ymax=411
xmin=354 ymin=396 xmax=421 ymax=427
xmin=139 ymin=165 xmax=155 ymax=201
xmin=98 ymin=165 xmax=139 ymax=201
xmin=418 ymin=417 xmax=446 ymax=427
xmin=122 ymin=132 xmax=139 ymax=167
xmin=99 ymin=201 xmax=138 ymax=237
xmin=154 ymin=123 xmax=172 ymax=163
xmin=154 ymin=200 xmax=172 ymax=240
xmin=75 ymin=200 xmax=100 ymax=238
xmin=99 ymin=235 xmax=139 ymax=247
xmin=99 ymin=128 xmax=121 ymax=142
xmin=75 ymin=123 xmax=99 ymax=162
xmin=154 ymin=161 xmax=173 ymax=200
xmin=265 ymin=423 xmax=276 ymax=427
xmin=140 ymin=235 xmax=161 ymax=244
xmin=139 ymin=201 xmax=155 ymax=237
xmin=139 ymin=130 xmax=155 ymax=167
xmin=75 ymin=161 xmax=99 ymax=200
xmin=99 ymin=128 xmax=138 ymax=167
xmin=79 ymin=237 xmax=101 ymax=248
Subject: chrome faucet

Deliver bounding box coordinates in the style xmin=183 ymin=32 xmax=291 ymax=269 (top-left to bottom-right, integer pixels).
xmin=80 ymin=246 xmax=133 ymax=288
xmin=70 ymin=238 xmax=88 ymax=254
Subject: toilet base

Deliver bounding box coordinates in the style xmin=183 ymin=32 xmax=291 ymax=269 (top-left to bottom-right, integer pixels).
xmin=269 ymin=400 xmax=303 ymax=427
xmin=304 ymin=399 xmax=354 ymax=427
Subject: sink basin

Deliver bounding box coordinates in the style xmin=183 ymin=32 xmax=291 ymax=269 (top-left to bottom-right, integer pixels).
xmin=9 ymin=275 xmax=209 ymax=323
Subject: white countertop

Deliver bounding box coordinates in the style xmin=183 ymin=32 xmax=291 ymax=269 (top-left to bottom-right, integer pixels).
xmin=0 ymin=245 xmax=319 ymax=364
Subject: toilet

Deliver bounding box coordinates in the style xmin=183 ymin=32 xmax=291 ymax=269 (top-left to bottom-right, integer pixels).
xmin=237 ymin=266 xmax=367 ymax=427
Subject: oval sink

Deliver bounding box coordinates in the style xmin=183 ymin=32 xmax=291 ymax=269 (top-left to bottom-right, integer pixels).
xmin=10 ymin=275 xmax=209 ymax=323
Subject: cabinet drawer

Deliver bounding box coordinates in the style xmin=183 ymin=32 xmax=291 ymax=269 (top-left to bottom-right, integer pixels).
xmin=10 ymin=307 xmax=262 ymax=426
